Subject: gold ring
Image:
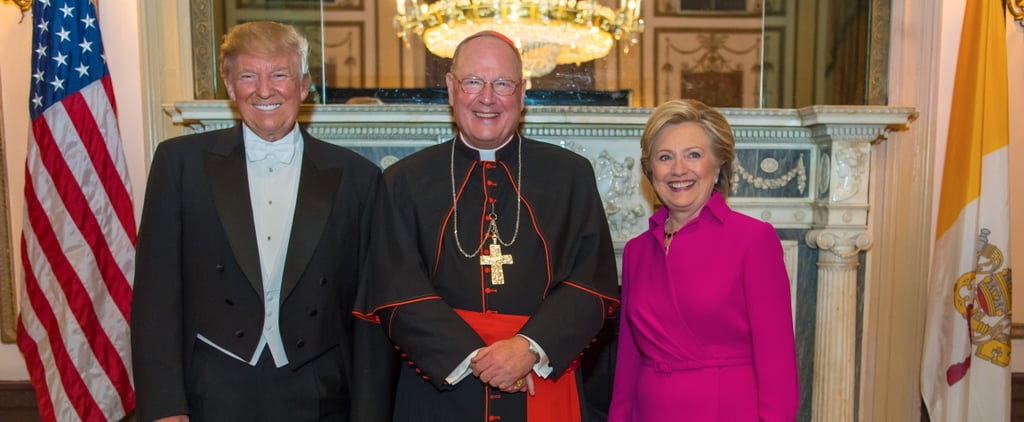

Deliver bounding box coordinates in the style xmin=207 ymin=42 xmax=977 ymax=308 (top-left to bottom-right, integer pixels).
xmin=512 ymin=379 xmax=525 ymax=389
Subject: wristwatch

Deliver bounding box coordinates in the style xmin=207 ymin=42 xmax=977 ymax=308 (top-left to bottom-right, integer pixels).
xmin=528 ymin=343 xmax=541 ymax=364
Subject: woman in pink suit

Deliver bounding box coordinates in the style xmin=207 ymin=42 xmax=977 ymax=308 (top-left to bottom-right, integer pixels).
xmin=610 ymin=99 xmax=799 ymax=421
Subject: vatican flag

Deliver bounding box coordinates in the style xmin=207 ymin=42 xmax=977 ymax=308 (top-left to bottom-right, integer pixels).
xmin=920 ymin=0 xmax=1013 ymax=421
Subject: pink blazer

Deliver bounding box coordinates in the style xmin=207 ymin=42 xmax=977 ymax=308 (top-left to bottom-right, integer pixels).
xmin=610 ymin=192 xmax=799 ymax=421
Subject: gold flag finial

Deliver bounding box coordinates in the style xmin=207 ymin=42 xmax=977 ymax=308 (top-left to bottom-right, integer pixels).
xmin=1 ymin=0 xmax=31 ymax=12
xmin=1010 ymin=0 xmax=1024 ymax=26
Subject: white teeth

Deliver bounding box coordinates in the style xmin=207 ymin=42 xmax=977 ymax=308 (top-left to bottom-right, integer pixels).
xmin=254 ymin=104 xmax=281 ymax=111
xmin=669 ymin=181 xmax=695 ymax=189
xmin=474 ymin=111 xmax=499 ymax=118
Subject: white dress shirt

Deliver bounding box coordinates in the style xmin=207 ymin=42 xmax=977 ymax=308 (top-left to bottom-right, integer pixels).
xmin=197 ymin=124 xmax=302 ymax=368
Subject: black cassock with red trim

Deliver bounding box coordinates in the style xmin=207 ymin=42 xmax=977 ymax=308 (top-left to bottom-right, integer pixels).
xmin=356 ymin=135 xmax=620 ymax=422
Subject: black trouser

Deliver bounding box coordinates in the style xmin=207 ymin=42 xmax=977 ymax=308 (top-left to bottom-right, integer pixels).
xmin=185 ymin=341 xmax=349 ymax=421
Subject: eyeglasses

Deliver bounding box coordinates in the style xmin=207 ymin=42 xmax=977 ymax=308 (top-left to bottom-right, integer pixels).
xmin=452 ymin=76 xmax=521 ymax=96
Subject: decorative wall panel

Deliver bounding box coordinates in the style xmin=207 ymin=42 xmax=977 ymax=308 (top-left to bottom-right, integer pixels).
xmin=654 ymin=28 xmax=777 ymax=108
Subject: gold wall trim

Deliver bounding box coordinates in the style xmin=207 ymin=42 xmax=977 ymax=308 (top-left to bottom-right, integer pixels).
xmin=0 ymin=80 xmax=17 ymax=344
xmin=191 ymin=0 xmax=216 ymax=99
xmin=868 ymin=0 xmax=892 ymax=105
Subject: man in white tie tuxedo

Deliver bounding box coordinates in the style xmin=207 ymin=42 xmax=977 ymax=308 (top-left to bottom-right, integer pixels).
xmin=131 ymin=21 xmax=393 ymax=422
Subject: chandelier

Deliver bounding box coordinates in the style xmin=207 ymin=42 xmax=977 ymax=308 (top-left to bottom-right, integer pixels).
xmin=395 ymin=0 xmax=644 ymax=80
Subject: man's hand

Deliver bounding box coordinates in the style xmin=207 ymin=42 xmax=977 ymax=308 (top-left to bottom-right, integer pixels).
xmin=499 ymin=374 xmax=537 ymax=395
xmin=470 ymin=336 xmax=536 ymax=391
xmin=521 ymin=374 xmax=536 ymax=396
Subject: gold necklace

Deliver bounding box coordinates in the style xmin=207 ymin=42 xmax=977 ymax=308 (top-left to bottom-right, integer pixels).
xmin=450 ymin=135 xmax=523 ymax=258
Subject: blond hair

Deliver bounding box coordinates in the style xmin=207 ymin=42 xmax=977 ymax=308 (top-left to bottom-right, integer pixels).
xmin=639 ymin=99 xmax=736 ymax=198
xmin=219 ymin=21 xmax=309 ymax=80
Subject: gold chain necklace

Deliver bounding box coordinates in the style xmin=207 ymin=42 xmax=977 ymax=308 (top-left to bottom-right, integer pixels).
xmin=450 ymin=135 xmax=523 ymax=258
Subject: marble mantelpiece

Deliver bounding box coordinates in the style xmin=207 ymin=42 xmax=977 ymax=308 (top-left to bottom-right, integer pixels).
xmin=164 ymin=103 xmax=912 ymax=236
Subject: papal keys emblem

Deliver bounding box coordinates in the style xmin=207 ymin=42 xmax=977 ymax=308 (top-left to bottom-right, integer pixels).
xmin=949 ymin=228 xmax=1012 ymax=385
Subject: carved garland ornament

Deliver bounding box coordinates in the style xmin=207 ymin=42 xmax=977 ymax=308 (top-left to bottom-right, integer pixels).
xmin=731 ymin=153 xmax=807 ymax=194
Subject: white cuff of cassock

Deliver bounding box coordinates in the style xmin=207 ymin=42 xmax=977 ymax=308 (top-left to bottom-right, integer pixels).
xmin=445 ymin=348 xmax=481 ymax=385
xmin=517 ymin=334 xmax=553 ymax=378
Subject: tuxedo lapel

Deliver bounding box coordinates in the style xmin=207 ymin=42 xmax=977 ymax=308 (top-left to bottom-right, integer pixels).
xmin=281 ymin=134 xmax=343 ymax=300
xmin=205 ymin=127 xmax=264 ymax=297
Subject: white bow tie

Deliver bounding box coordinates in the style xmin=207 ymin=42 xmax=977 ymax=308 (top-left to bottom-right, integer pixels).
xmin=246 ymin=140 xmax=295 ymax=164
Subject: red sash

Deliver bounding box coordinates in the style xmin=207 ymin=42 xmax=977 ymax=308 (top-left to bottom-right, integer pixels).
xmin=454 ymin=309 xmax=581 ymax=422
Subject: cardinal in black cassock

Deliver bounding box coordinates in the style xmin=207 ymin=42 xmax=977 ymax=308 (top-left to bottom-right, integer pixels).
xmin=356 ymin=132 xmax=620 ymax=422
xmin=355 ymin=30 xmax=620 ymax=422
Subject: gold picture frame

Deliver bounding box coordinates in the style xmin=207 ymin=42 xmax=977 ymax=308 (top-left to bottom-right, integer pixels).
xmin=236 ymin=0 xmax=362 ymax=11
xmin=0 ymin=76 xmax=18 ymax=344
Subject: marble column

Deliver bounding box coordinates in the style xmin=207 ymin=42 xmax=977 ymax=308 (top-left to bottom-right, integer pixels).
xmin=804 ymin=117 xmax=880 ymax=421
xmin=806 ymin=229 xmax=872 ymax=422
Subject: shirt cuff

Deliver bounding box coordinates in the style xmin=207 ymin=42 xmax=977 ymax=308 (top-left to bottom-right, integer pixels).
xmin=445 ymin=348 xmax=482 ymax=385
xmin=517 ymin=334 xmax=553 ymax=378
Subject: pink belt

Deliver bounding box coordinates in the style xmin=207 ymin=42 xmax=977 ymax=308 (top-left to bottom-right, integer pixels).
xmin=641 ymin=356 xmax=752 ymax=373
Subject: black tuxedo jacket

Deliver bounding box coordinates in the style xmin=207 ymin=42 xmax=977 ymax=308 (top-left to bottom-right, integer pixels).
xmin=131 ymin=125 xmax=392 ymax=421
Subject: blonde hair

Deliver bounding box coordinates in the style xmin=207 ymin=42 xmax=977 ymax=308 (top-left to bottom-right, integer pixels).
xmin=639 ymin=99 xmax=736 ymax=198
xmin=219 ymin=21 xmax=310 ymax=80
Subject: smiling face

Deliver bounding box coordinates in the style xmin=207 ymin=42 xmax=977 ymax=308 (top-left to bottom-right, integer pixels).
xmin=446 ymin=34 xmax=525 ymax=149
xmin=224 ymin=53 xmax=311 ymax=142
xmin=649 ymin=122 xmax=724 ymax=227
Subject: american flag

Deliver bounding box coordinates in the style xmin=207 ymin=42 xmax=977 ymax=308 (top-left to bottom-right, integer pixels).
xmin=17 ymin=0 xmax=137 ymax=420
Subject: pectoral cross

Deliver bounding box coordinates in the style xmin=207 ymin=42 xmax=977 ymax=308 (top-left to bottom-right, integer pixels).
xmin=480 ymin=242 xmax=514 ymax=285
